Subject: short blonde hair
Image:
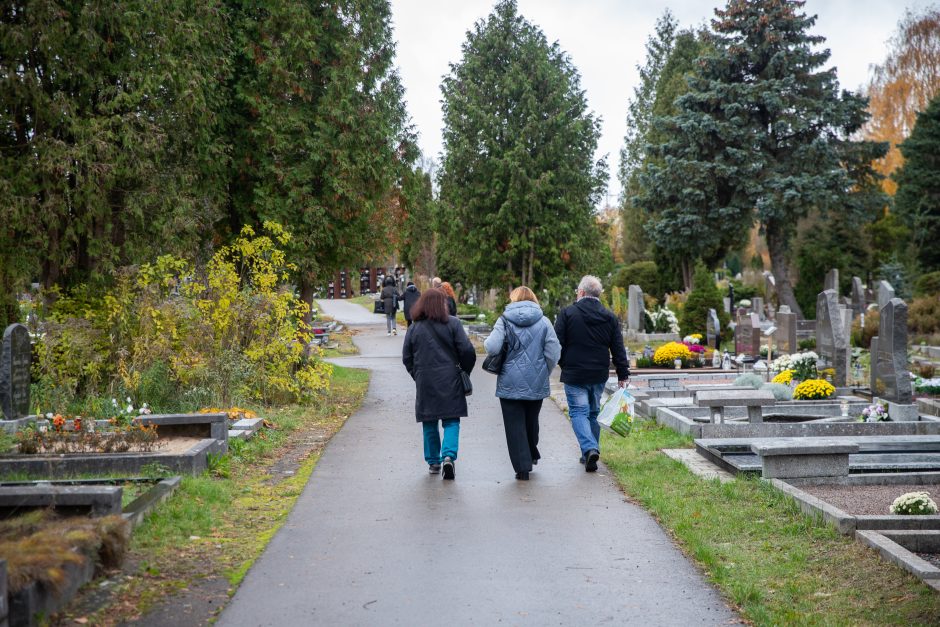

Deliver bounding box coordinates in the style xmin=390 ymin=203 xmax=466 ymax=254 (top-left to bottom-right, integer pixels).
xmin=509 ymin=286 xmax=539 ymax=304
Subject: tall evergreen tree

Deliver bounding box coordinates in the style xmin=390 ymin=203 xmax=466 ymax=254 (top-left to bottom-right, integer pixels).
xmin=894 ymin=94 xmax=940 ymax=272
xmin=226 ymin=0 xmax=412 ymax=318
xmin=398 ymin=166 xmax=437 ymax=279
xmin=0 ymin=1 xmax=231 ymax=294
xmin=438 ymin=0 xmax=607 ymax=291
xmin=640 ymin=0 xmax=885 ymax=317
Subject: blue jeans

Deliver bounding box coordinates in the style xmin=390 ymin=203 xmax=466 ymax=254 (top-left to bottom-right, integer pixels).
xmin=564 ymin=383 xmax=605 ymax=455
xmin=422 ymin=418 xmax=460 ymax=465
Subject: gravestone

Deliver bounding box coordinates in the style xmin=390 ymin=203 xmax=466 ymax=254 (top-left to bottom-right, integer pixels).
xmin=627 ymin=285 xmax=645 ymax=332
xmin=734 ymin=313 xmax=761 ymax=356
xmin=706 ymin=308 xmax=721 ymax=349
xmin=722 ymin=297 xmax=731 ymax=314
xmin=0 ymin=324 xmax=30 ymax=420
xmin=816 ymin=290 xmax=850 ymax=387
xmin=851 ymin=277 xmax=865 ymax=318
xmin=752 ymin=297 xmax=764 ymax=320
xmin=872 ymin=298 xmax=912 ymax=405
xmin=824 ymin=268 xmax=840 ymax=293
xmin=775 ymin=306 xmax=798 ymax=354
xmin=877 ymin=280 xmax=895 ymax=310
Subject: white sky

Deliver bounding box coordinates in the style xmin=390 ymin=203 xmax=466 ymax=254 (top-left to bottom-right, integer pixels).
xmin=390 ymin=0 xmax=935 ymax=205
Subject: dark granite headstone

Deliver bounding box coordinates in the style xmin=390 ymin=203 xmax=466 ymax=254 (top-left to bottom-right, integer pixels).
xmin=0 ymin=324 xmax=30 ymax=420
xmin=851 ymin=277 xmax=865 ymax=318
xmin=816 ymin=290 xmax=849 ymax=386
xmin=877 ymin=280 xmax=895 ymax=310
xmin=775 ymin=307 xmax=797 ymax=354
xmin=873 ymin=298 xmax=912 ymax=404
xmin=706 ymin=308 xmax=721 ymax=349
xmin=627 ymin=285 xmax=645 ymax=332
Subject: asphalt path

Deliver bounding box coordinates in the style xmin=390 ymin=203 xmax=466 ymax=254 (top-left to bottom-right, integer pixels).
xmin=218 ymin=299 xmax=739 ymax=625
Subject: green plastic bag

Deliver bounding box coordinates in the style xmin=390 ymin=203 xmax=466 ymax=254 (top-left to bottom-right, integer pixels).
xmin=598 ymin=389 xmax=635 ymax=437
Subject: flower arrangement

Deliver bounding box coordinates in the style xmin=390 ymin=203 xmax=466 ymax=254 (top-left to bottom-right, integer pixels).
xmin=772 ymin=370 xmax=793 ymax=385
xmin=860 ymin=403 xmax=889 ymax=422
xmin=681 ymin=341 xmax=706 ymax=354
xmin=913 ymin=376 xmax=940 ymax=395
xmin=683 ymin=334 xmax=703 ymax=344
xmin=759 ymin=344 xmax=777 ymax=357
xmin=818 ymin=367 xmax=836 ymax=382
xmin=771 ymin=354 xmax=793 ymax=373
xmin=653 ymin=342 xmax=693 ymax=367
xmin=889 ymin=491 xmax=938 ymax=515
xmin=789 ymin=351 xmax=819 ymax=382
xmin=648 ymin=307 xmax=680 ymax=334
xmin=792 ymin=379 xmax=835 ymax=400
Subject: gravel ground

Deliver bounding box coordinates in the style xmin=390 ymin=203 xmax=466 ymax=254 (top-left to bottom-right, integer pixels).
xmin=919 ymin=552 xmax=940 ymax=569
xmin=800 ymin=483 xmax=939 ymax=515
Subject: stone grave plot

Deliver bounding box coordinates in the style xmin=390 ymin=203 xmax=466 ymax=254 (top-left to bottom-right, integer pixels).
xmin=0 ymin=413 xmax=231 ymax=478
xmin=696 ymin=435 xmax=940 ymax=478
xmin=855 ymin=530 xmax=940 ymax=593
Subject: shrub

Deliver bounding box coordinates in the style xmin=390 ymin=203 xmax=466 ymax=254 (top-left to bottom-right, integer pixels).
xmin=793 ymin=379 xmax=835 ymax=400
xmin=915 ymin=271 xmax=940 ymax=297
xmin=733 ymin=374 xmax=764 ymax=389
xmin=909 ymin=296 xmax=940 ymax=335
xmin=763 ymin=382 xmax=794 ymax=401
xmin=679 ymin=264 xmax=729 ymax=342
xmin=798 ymin=338 xmax=816 ymax=350
xmin=889 ymin=491 xmax=938 ymax=515
xmin=652 ymin=342 xmax=692 ymax=366
xmin=614 ymin=261 xmax=661 ymax=298
xmin=850 ymin=310 xmax=879 ymax=349
xmin=917 ymin=363 xmax=937 ymax=379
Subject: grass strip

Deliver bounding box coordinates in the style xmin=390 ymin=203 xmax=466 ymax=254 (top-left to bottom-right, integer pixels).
xmin=602 ymin=422 xmax=940 ymax=625
xmin=61 ymin=365 xmax=370 ymax=624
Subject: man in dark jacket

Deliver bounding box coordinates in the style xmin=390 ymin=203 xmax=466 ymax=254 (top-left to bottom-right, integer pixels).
xmin=401 ymin=281 xmax=420 ymax=327
xmin=554 ymin=275 xmax=630 ymax=472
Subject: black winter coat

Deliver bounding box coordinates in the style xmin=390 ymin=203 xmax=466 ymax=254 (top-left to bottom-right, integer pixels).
xmin=402 ymin=285 xmax=421 ymax=321
xmin=554 ymin=297 xmax=630 ymax=385
xmin=381 ymin=285 xmax=399 ymax=314
xmin=402 ymin=317 xmax=477 ymax=422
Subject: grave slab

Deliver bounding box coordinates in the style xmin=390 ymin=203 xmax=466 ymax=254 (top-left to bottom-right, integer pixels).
xmin=0 ymin=485 xmax=122 ymax=517
xmin=0 ymin=324 xmax=30 ymax=421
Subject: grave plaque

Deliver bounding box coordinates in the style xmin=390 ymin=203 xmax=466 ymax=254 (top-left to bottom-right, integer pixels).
xmin=752 ymin=297 xmax=764 ymax=319
xmin=816 ymin=290 xmax=850 ymax=387
xmin=627 ymin=285 xmax=645 ymax=332
xmin=706 ymin=308 xmax=721 ymax=349
xmin=824 ymin=268 xmax=839 ymax=293
xmin=723 ymin=297 xmax=731 ymax=314
xmin=877 ymin=280 xmax=895 ymax=310
xmin=775 ymin=308 xmax=797 ymax=354
xmin=0 ymin=324 xmax=30 ymax=420
xmin=851 ymin=277 xmax=865 ymax=318
xmin=873 ymin=298 xmax=912 ymax=404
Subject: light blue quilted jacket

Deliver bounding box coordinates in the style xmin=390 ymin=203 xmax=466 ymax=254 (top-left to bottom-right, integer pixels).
xmin=483 ymin=301 xmax=561 ymax=400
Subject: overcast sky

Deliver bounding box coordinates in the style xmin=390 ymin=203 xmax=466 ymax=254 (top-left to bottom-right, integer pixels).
xmin=389 ymin=0 xmax=933 ymax=205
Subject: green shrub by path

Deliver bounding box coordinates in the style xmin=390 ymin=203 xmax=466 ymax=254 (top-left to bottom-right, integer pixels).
xmin=680 ymin=264 xmax=729 ymax=341
xmin=602 ymin=424 xmax=940 ymax=624
xmin=909 ymin=296 xmax=940 ymax=336
xmin=915 ymin=271 xmax=940 ymax=297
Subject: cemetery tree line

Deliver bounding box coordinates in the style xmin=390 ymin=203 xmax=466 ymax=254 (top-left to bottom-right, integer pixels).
xmin=437 ymin=0 xmax=609 ymax=293
xmin=0 ymin=0 xmax=413 ymax=326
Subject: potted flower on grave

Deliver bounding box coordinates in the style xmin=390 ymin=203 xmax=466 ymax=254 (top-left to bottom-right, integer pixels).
xmin=792 ymin=379 xmax=835 ymax=400
xmin=860 ymin=402 xmax=889 ymax=422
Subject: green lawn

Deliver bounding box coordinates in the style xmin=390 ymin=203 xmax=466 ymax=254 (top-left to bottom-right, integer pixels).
xmin=602 ymin=423 xmax=940 ymax=625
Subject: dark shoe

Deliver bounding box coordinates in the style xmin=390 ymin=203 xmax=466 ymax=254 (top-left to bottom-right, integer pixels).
xmin=579 ymin=456 xmax=585 ymax=465
xmin=429 ymin=464 xmax=441 ymax=474
xmin=532 ymin=457 xmax=539 ymax=466
xmin=515 ymin=471 xmax=529 ymax=480
xmin=442 ymin=457 xmax=455 ymax=480
xmin=585 ymin=449 xmax=599 ymax=472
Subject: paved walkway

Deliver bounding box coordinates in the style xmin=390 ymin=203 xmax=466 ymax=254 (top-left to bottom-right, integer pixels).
xmin=219 ymin=300 xmax=738 ymax=625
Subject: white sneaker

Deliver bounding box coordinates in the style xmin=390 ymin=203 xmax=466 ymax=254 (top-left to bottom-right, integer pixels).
xmin=392 ymin=329 xmax=397 ymax=335
xmin=387 ymin=332 xmax=391 ymax=336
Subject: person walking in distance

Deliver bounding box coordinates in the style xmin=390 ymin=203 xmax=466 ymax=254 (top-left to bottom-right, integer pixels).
xmin=431 ymin=277 xmax=442 ymax=289
xmin=402 ymin=288 xmax=477 ymax=479
xmin=401 ymin=281 xmax=421 ymax=328
xmin=440 ymin=281 xmax=458 ymax=316
xmin=554 ymin=275 xmax=630 ymax=472
xmin=484 ymin=286 xmax=560 ymax=480
xmin=381 ymin=276 xmax=400 ymax=336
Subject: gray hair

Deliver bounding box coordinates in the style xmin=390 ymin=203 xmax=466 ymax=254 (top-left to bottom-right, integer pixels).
xmin=578 ymin=275 xmax=603 ymax=298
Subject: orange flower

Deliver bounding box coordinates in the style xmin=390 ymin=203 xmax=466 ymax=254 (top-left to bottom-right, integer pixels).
xmin=73 ymin=417 xmax=82 ymax=431
xmin=52 ymin=414 xmax=66 ymax=431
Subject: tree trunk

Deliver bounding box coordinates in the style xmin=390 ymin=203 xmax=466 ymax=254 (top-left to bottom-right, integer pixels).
xmin=527 ymin=244 xmax=535 ymax=291
xmin=766 ymin=223 xmax=805 ymax=319
xmin=680 ymin=258 xmax=692 ymax=291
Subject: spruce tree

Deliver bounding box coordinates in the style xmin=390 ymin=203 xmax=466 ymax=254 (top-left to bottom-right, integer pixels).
xmin=894 ymin=94 xmax=940 ymax=272
xmin=438 ymin=0 xmax=607 ymax=291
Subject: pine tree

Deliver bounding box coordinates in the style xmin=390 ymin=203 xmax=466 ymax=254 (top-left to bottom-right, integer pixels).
xmin=894 ymin=94 xmax=940 ymax=272
xmin=640 ymin=0 xmax=885 ymax=316
xmin=438 ymin=0 xmax=607 ymax=291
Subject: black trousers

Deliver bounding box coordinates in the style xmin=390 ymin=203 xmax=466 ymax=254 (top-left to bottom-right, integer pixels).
xmin=498 ymin=398 xmax=543 ymax=473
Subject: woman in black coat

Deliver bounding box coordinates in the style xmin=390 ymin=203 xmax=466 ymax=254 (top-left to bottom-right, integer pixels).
xmin=380 ymin=276 xmax=400 ymax=336
xmin=402 ymin=288 xmax=476 ymax=480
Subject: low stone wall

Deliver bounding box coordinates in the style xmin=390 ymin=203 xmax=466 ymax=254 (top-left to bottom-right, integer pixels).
xmin=856 ymin=531 xmax=940 ymax=591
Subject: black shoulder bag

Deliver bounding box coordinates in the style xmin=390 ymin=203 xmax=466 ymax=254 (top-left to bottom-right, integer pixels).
xmin=425 ymin=321 xmax=473 ymax=396
xmin=482 ymin=316 xmax=516 ymax=375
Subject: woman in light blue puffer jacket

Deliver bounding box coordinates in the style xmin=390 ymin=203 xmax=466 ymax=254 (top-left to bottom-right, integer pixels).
xmin=484 ymin=286 xmax=561 ymax=480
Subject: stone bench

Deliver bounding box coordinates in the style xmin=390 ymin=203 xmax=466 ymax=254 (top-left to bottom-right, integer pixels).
xmin=695 ymin=389 xmax=775 ymax=424
xmin=750 ymin=439 xmax=860 ymax=479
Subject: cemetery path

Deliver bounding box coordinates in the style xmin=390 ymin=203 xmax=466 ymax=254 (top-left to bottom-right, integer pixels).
xmin=218 ymin=300 xmax=739 ymax=626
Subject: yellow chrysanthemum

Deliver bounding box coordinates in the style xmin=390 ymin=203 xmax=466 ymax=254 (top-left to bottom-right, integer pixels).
xmin=793 ymin=379 xmax=835 ymax=400
xmin=653 ymin=342 xmax=693 ymax=366
xmin=772 ymin=370 xmax=793 ymax=385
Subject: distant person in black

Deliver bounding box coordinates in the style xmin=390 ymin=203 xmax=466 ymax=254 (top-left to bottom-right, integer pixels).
xmin=381 ymin=276 xmax=400 ymax=336
xmin=402 ymin=281 xmax=421 ymax=327
xmin=440 ymin=281 xmax=458 ymax=317
xmin=554 ymin=275 xmax=630 ymax=472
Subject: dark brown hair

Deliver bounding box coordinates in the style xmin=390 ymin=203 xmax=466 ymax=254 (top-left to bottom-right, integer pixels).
xmin=411 ymin=288 xmax=450 ymax=323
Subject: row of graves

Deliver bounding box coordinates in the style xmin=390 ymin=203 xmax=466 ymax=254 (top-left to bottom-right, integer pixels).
xmin=0 ymin=323 xmax=266 ymax=625
xmin=617 ymin=274 xmax=940 ymax=593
